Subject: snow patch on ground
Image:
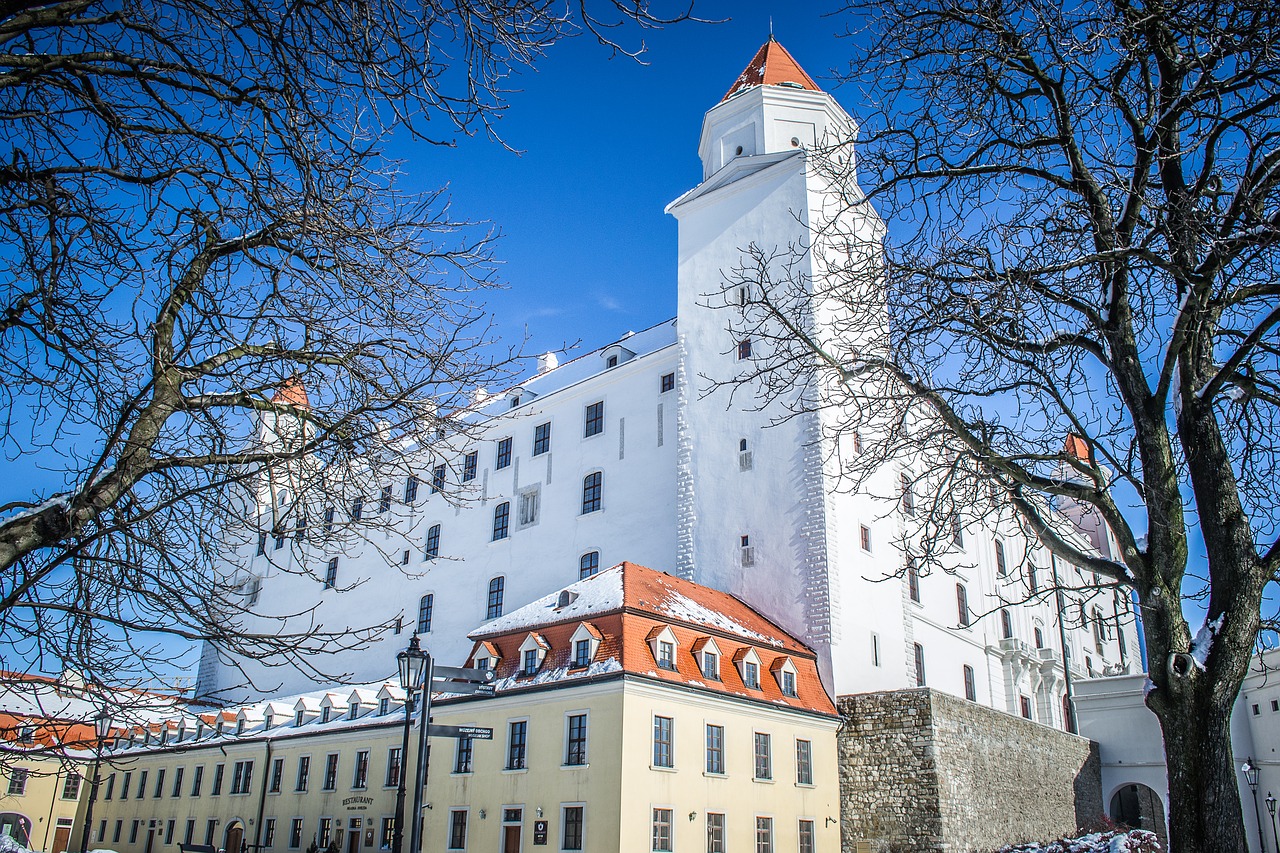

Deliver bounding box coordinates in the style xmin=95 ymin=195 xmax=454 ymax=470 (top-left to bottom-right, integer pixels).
xmin=999 ymin=829 xmax=1159 ymax=853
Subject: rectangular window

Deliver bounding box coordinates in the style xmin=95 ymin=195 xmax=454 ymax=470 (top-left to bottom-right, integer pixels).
xmin=957 ymin=583 xmax=970 ymax=626
xmin=652 ymin=809 xmax=674 ymax=852
xmin=113 ymin=822 xmax=122 ymax=844
xmin=796 ymin=739 xmax=813 ymax=785
xmin=533 ymin=422 xmax=551 ymax=455
xmin=1020 ymin=695 xmax=1033 ymax=719
xmin=104 ymin=773 xmax=115 ymax=800
xmin=379 ymin=485 xmax=392 ymax=513
xmin=702 ymin=650 xmax=719 ymax=680
xmin=424 ymin=524 xmax=441 ymax=560
xmin=565 ymin=714 xmax=588 ymax=766
xmin=462 ymin=451 xmax=477 ymax=482
xmin=518 ymin=487 xmax=539 ymax=526
xmin=231 ymin=760 xmax=253 ymax=795
xmin=660 ymin=372 xmax=675 ymax=393
xmin=257 ymin=531 xmax=267 ymax=555
xmin=190 ymin=766 xmax=203 ymax=797
xmin=487 ymin=576 xmax=505 ymax=619
xmin=153 ymin=767 xmax=165 ymax=797
xmin=492 ymin=502 xmax=510 ymax=540
xmin=581 ymin=471 xmax=602 ymax=513
xmin=781 ymin=669 xmax=797 ymax=697
xmin=351 ymin=497 xmax=364 ymax=521
xmin=707 ymin=813 xmax=726 ymax=853
xmin=652 ymin=716 xmax=673 ymax=768
xmin=324 ymin=557 xmax=338 ymax=589
xmin=454 ymin=737 xmax=473 ymax=774
xmin=579 ymin=551 xmax=599 ymax=580
xmin=914 ymin=642 xmax=926 ymax=686
xmin=185 ymin=820 xmax=195 ymax=846
xmin=351 ymin=750 xmax=369 ymax=789
xmin=573 ymin=638 xmax=591 ymax=667
xmin=262 ymin=818 xmax=275 ymax=848
xmin=907 ymin=558 xmax=920 ymax=602
xmin=379 ymin=819 xmax=394 ymax=851
xmin=318 ymin=819 xmax=332 ymax=847
xmin=995 ymin=538 xmax=1007 ymax=575
xmin=496 ymin=437 xmax=512 ymax=469
xmin=448 ymin=811 xmax=467 ymax=850
xmin=295 ymin=756 xmax=309 ymax=792
xmin=323 ymin=754 xmax=339 ymax=790
xmin=737 ymin=339 xmax=752 ymax=359
xmin=431 ymin=464 xmax=446 ymax=494
xmin=964 ymin=664 xmax=977 ymax=701
xmin=289 ymin=819 xmax=303 ymax=849
xmin=386 ymin=747 xmax=402 ymax=787
xmin=263 ymin=758 xmax=281 ymax=794
xmin=705 ymin=724 xmax=724 ymax=775
xmin=405 ymin=475 xmax=420 ymax=504
xmin=137 ymin=770 xmax=148 ymax=799
xmin=562 ymin=806 xmax=584 ymax=851
xmin=120 ymin=771 xmax=131 ymax=799
xmin=5 ymin=768 xmax=27 ymax=796
xmin=743 ymin=660 xmax=760 ymax=689
xmin=859 ymin=524 xmax=871 ymax=552
xmin=418 ymin=594 xmax=434 ymax=634
xmin=900 ymin=472 xmax=915 ymax=515
xmin=172 ymin=766 xmax=185 ymax=798
xmin=754 ymin=732 xmax=772 ymax=780
xmin=657 ymin=640 xmax=675 ymax=669
xmin=61 ymin=772 xmax=81 ymax=800
xmin=507 ymin=720 xmax=528 ymax=770
xmin=130 ymin=821 xmax=139 ymax=844
xmin=584 ymin=401 xmax=604 ymax=437
xmin=798 ymin=819 xmax=816 ymax=853
xmin=755 ymin=817 xmax=774 ymax=853
xmin=323 ymin=506 xmax=335 ymax=534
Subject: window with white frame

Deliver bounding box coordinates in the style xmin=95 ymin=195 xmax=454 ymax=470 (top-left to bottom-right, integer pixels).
xmin=755 ymin=816 xmax=774 ymax=853
xmin=562 ymin=806 xmax=584 ymax=851
xmin=798 ymin=819 xmax=815 ymax=853
xmin=652 ymin=716 xmax=673 ymax=768
xmin=579 ymin=551 xmax=600 ymax=579
xmin=753 ymin=732 xmax=772 ymax=780
xmin=706 ymin=813 xmax=726 ymax=853
xmin=705 ymin=724 xmax=724 ymax=775
xmin=565 ymin=713 xmax=588 ymax=766
xmin=651 ymin=809 xmax=673 ymax=852
xmin=795 ymin=739 xmax=813 ymax=785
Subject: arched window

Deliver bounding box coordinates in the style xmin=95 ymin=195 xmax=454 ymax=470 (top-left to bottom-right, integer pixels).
xmin=956 ymin=583 xmax=970 ymax=627
xmin=486 ymin=577 xmax=504 ymax=620
xmin=1000 ymin=608 xmax=1013 ymax=639
xmin=579 ymin=551 xmax=600 ymax=580
xmin=913 ymin=643 xmax=926 ymax=686
xmin=581 ymin=472 xmax=602 ymax=514
xmin=907 ymin=558 xmax=920 ymax=603
xmin=492 ymin=502 xmax=510 ymax=540
xmin=424 ymin=524 xmax=441 ymax=560
xmin=417 ymin=594 xmax=434 ymax=634
xmin=963 ymin=664 xmax=976 ymax=701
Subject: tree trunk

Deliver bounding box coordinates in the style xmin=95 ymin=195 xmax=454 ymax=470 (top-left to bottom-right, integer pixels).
xmin=1155 ymin=692 xmax=1248 ymax=853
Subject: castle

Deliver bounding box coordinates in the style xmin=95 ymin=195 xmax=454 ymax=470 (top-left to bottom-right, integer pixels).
xmin=197 ymin=38 xmax=1139 ymax=736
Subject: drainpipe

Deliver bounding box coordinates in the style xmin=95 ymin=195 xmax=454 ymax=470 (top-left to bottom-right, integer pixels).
xmin=254 ymin=739 xmax=273 ymax=849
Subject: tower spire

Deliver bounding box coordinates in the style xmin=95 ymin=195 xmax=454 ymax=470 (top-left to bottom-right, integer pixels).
xmin=722 ymin=38 xmax=821 ymax=102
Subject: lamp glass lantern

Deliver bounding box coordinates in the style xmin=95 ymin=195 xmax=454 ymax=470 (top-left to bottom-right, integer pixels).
xmin=1245 ymin=759 xmax=1261 ymax=789
xmin=1267 ymin=793 xmax=1276 ymax=817
xmin=398 ymin=635 xmax=428 ymax=692
xmin=94 ymin=709 xmax=113 ymax=741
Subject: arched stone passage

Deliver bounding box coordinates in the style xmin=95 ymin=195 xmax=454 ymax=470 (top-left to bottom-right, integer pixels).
xmin=0 ymin=813 xmax=32 ymax=846
xmin=1109 ymin=782 xmax=1168 ymax=849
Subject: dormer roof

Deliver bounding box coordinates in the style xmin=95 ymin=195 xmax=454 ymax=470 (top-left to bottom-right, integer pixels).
xmin=723 ymin=37 xmax=821 ymax=102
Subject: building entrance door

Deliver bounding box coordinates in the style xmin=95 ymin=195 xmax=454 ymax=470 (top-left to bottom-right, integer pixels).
xmin=223 ymin=821 xmax=244 ymax=853
xmin=50 ymin=820 xmax=71 ymax=853
xmin=346 ymin=820 xmax=361 ymax=853
xmin=502 ymin=826 xmax=521 ymax=853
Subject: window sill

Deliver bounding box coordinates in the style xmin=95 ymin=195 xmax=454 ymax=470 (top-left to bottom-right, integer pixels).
xmin=753 ymin=777 xmax=774 ymax=784
xmin=648 ymin=765 xmax=677 ymax=773
xmin=702 ymin=771 xmax=726 ymax=779
xmin=502 ymin=768 xmax=528 ymax=775
xmin=794 ymin=782 xmax=816 ymax=789
xmin=560 ymin=763 xmax=589 ymax=771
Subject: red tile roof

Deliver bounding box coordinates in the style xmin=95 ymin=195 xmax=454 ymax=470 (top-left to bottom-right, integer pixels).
xmin=723 ymin=37 xmax=821 ymax=102
xmin=272 ymin=377 xmax=310 ymax=409
xmin=1063 ymin=433 xmax=1093 ymax=463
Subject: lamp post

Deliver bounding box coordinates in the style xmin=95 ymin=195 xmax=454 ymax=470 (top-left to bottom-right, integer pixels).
xmin=407 ymin=649 xmax=434 ymax=853
xmin=1245 ymin=758 xmax=1264 ymax=853
xmin=1267 ymin=792 xmax=1277 ymax=853
xmin=393 ymin=636 xmax=427 ymax=853
xmin=79 ymin=709 xmax=113 ymax=853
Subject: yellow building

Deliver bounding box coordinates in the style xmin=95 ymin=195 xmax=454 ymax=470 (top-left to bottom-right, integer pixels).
xmin=87 ymin=563 xmax=840 ymax=853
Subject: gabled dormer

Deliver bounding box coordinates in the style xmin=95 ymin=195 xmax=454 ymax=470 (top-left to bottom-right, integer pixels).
xmin=262 ymin=701 xmax=292 ymax=731
xmin=518 ymin=633 xmax=550 ymax=676
xmin=569 ymin=622 xmax=603 ymax=668
xmin=734 ymin=647 xmax=763 ymax=690
xmin=236 ymin=707 xmax=263 ymax=735
xmin=318 ymin=692 xmax=348 ymax=723
xmin=647 ymin=625 xmax=679 ymax=671
xmin=691 ymin=636 xmax=723 ymax=681
xmin=472 ymin=641 xmax=502 ymax=675
xmin=346 ymin=688 xmax=378 ymax=720
xmin=770 ymin=656 xmax=800 ymax=697
xmin=600 ymin=341 xmax=636 ymax=370
xmin=293 ymin=696 xmax=321 ymax=727
xmin=375 ymin=684 xmax=407 ymax=716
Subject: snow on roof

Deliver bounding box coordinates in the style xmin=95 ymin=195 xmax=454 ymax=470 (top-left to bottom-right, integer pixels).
xmin=471 ymin=567 xmax=625 ymax=637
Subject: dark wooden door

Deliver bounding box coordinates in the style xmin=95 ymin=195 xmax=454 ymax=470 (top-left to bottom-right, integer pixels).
xmin=502 ymin=825 xmax=521 ymax=853
xmin=51 ymin=825 xmax=70 ymax=853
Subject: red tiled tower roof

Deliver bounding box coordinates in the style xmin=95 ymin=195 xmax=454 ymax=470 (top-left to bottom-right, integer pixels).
xmin=1063 ymin=433 xmax=1093 ymax=463
xmin=272 ymin=377 xmax=309 ymax=409
xmin=723 ymin=37 xmax=821 ymax=102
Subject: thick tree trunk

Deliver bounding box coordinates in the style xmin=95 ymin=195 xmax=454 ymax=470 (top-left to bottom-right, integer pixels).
xmin=1154 ymin=693 xmax=1248 ymax=853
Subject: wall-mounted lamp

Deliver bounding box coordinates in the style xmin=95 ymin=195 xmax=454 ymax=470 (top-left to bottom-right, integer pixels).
xmin=535 ymin=808 xmax=543 ymax=819
xmin=478 ymin=810 xmax=486 ymax=820
xmin=688 ymin=812 xmax=697 ymax=822
xmin=423 ymin=803 xmax=432 ymax=811
xmin=825 ymin=817 xmax=837 ymax=828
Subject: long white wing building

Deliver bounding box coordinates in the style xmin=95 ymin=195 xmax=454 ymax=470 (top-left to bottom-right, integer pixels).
xmin=197 ymin=39 xmax=1140 ymax=730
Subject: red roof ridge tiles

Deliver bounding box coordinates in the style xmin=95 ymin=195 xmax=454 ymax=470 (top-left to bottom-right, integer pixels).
xmin=722 ymin=37 xmax=822 ymax=102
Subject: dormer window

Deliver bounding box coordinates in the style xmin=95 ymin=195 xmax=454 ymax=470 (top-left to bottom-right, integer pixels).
xmin=379 ymin=698 xmax=390 ymax=716
xmin=658 ymin=641 xmax=675 ymax=670
xmin=476 ymin=656 xmax=490 ymax=673
xmin=647 ymin=626 xmax=679 ymax=671
xmin=772 ymin=656 xmax=800 ymax=697
xmin=264 ymin=713 xmax=274 ymax=729
xmin=196 ymin=721 xmax=205 ymax=738
xmin=523 ymin=649 xmax=539 ymax=675
xmin=606 ymin=355 xmax=618 ymax=368
xmin=736 ymin=647 xmax=763 ymax=689
xmin=215 ymin=721 xmax=223 ymax=735
xmin=692 ymin=637 xmax=722 ymax=681
xmin=236 ymin=719 xmax=244 ymax=735
xmin=347 ymin=704 xmax=359 ymax=721
xmin=600 ymin=343 xmax=635 ymax=369
xmin=703 ymin=652 xmax=719 ymax=679
xmin=568 ymin=623 xmax=602 ymax=669
xmin=574 ymin=639 xmax=591 ymax=668
xmin=518 ymin=633 xmax=549 ymax=677
xmin=294 ymin=710 xmax=304 ymax=727
xmin=321 ymin=707 xmax=331 ymax=724
xmin=18 ymin=725 xmax=33 ymax=745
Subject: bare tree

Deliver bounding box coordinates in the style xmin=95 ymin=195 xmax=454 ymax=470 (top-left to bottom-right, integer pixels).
xmin=0 ymin=0 xmax=697 ymax=726
xmin=713 ymin=2 xmax=1279 ymax=851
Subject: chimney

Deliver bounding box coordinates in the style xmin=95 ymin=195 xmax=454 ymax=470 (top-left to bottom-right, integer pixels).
xmin=537 ymin=352 xmax=559 ymax=374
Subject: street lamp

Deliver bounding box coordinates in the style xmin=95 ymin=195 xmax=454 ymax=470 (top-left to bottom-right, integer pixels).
xmin=1244 ymin=757 xmax=1264 ymax=853
xmin=1267 ymin=791 xmax=1277 ymax=853
xmin=79 ymin=708 xmax=113 ymax=853
xmin=392 ymin=636 xmax=428 ymax=853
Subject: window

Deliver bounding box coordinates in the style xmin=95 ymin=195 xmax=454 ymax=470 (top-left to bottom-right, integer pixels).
xmin=584 ymin=401 xmax=604 ymax=437
xmin=1063 ymin=695 xmax=1077 ymax=734
xmin=424 ymin=465 xmax=443 ymax=495
xmin=1034 ymin=626 xmax=1045 ymax=648
xmin=191 ymin=766 xmax=203 ymax=796
xmin=405 ymin=475 xmax=419 ymax=504
xmin=348 ymin=703 xmax=359 ymax=720
xmin=606 ymin=354 xmax=619 ymax=368
xmin=660 ymin=372 xmax=675 ymax=393
xmin=743 ymin=660 xmax=760 ymax=689
xmin=781 ymin=669 xmax=797 ymax=697
xmin=424 ymin=524 xmax=440 ymax=560
xmin=859 ymin=524 xmax=871 ymax=552
xmin=257 ymin=532 xmax=267 ymax=555
xmin=956 ymin=583 xmax=970 ymax=626
xmin=523 ymin=648 xmax=539 ymax=675
xmin=1020 ymin=695 xmax=1033 ymax=719
xmin=324 ymin=557 xmax=338 ymax=589
xmin=462 ymin=451 xmax=478 ymax=482
xmin=323 ymin=506 xmax=335 ymax=534
xmin=289 ymin=819 xmax=303 ymax=849
xmin=113 ymin=822 xmax=122 ymax=844
xmin=796 ymin=739 xmax=813 ymax=785
xmin=914 ymin=642 xmax=926 ymax=686
xmin=318 ymin=819 xmax=332 ymax=847
xmin=653 ymin=716 xmax=673 ymax=768
xmin=379 ymin=697 xmax=390 ymax=716
xmin=130 ymin=821 xmax=139 ymax=844
xmin=565 ymin=714 xmax=588 ymax=766
xmin=352 ymin=750 xmax=369 ymax=789
xmin=153 ymin=767 xmax=165 ymax=797
xmin=951 ymin=515 xmax=964 ymax=547
xmin=386 ymin=748 xmax=402 ymax=786
xmin=737 ymin=338 xmax=752 ymax=359
xmin=798 ymin=819 xmax=816 ymax=853
xmin=1028 ymin=562 xmax=1039 ymax=593
xmin=579 ymin=551 xmax=600 ymax=579
xmin=6 ymin=767 xmax=27 ymax=796
xmin=185 ymin=820 xmax=196 ymax=846
xmin=755 ymin=816 xmax=774 ymax=853
xmin=562 ymin=806 xmax=584 ymax=851
xmin=492 ymin=502 xmax=510 ymax=540
xmin=907 ymin=558 xmax=920 ymax=602
xmin=486 ymin=576 xmax=505 ymax=619
xmin=205 ymin=819 xmax=219 ymax=846
xmin=417 ymin=594 xmax=434 ymax=634
xmin=380 ymin=485 xmax=393 ymax=513
xmin=753 ymin=732 xmax=772 ymax=780
xmin=702 ymin=651 xmax=719 ymax=680
xmin=453 ymin=737 xmax=473 ymax=774
xmin=995 ymin=537 xmax=1008 ymax=576
xmin=496 ymin=436 xmax=512 ymax=469
xmin=322 ymin=753 xmax=339 ymax=790
xmin=1001 ymin=608 xmax=1013 ymax=639
xmin=581 ymin=471 xmax=602 ymax=514
xmin=173 ymin=766 xmax=185 ymax=797
xmin=900 ymin=472 xmax=915 ymax=515
xmin=273 ymin=528 xmax=286 ymax=550
xmin=652 ymin=809 xmax=674 ymax=852
xmin=351 ymin=497 xmax=364 ymax=521
xmin=705 ymin=724 xmax=724 ymax=774
xmin=379 ymin=819 xmax=395 ymax=850
xmin=321 ymin=707 xmax=331 ymax=723
xmin=964 ymin=664 xmax=977 ymax=701
xmin=294 ymin=757 xmax=310 ymax=792
xmin=507 ymin=720 xmax=528 ymax=770
xmin=740 ymin=534 xmax=754 ymax=566
xmin=533 ymin=422 xmax=551 ymax=455
xmin=120 ymin=770 xmax=133 ymax=800
xmin=265 ymin=759 xmax=282 ymax=794
xmin=61 ymin=772 xmax=81 ymax=800
xmin=448 ymin=811 xmax=467 ymax=850
xmin=518 ymin=486 xmax=539 ymax=526
xmin=707 ymin=814 xmax=726 ymax=853
xmin=230 ymin=760 xmax=253 ymax=794
xmin=573 ymin=639 xmax=592 ymax=668
xmin=137 ymin=770 xmax=149 ymax=799
xmin=657 ymin=640 xmax=675 ymax=670
xmin=104 ymin=773 xmax=115 ymax=800
xmin=261 ymin=818 xmax=275 ymax=848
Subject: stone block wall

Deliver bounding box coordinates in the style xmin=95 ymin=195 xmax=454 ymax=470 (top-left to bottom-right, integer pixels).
xmin=838 ymin=688 xmax=1103 ymax=853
